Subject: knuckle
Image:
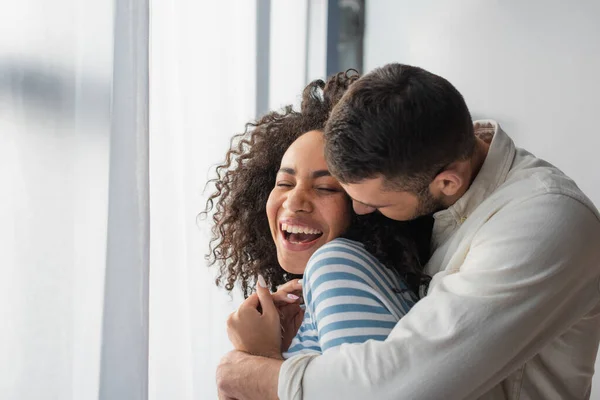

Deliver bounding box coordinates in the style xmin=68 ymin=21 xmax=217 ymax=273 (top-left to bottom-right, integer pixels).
xmin=226 ymin=313 xmax=236 ymax=327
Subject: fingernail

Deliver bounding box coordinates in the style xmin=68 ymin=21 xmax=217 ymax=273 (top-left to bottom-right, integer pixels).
xmin=257 ymin=275 xmax=267 ymax=288
xmin=287 ymin=294 xmax=299 ymax=300
xmin=298 ymin=280 xmax=303 ymax=286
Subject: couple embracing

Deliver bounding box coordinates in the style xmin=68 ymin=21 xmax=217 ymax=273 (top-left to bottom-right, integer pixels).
xmin=205 ymin=64 xmax=600 ymax=400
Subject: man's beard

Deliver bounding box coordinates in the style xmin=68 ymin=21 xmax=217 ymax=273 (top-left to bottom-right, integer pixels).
xmin=413 ymin=187 xmax=445 ymax=218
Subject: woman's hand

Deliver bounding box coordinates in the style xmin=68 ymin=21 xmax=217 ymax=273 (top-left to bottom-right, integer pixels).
xmin=227 ymin=276 xmax=284 ymax=359
xmin=271 ymin=279 xmax=303 ymax=306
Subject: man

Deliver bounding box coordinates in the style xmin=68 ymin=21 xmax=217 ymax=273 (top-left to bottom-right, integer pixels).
xmin=216 ymin=64 xmax=600 ymax=399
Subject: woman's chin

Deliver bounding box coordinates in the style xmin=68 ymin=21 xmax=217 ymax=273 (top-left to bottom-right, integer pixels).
xmin=275 ymin=235 xmax=328 ymax=275
xmin=278 ymin=255 xmax=310 ymax=275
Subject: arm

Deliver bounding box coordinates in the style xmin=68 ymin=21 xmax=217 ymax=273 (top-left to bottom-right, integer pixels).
xmin=279 ymin=195 xmax=600 ymax=400
xmin=219 ymin=277 xmax=297 ymax=400
xmin=303 ymin=239 xmax=415 ymax=352
xmin=216 ymin=350 xmax=282 ymax=400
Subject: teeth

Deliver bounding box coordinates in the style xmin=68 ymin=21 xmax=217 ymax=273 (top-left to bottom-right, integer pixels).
xmin=281 ymin=223 xmax=322 ymax=235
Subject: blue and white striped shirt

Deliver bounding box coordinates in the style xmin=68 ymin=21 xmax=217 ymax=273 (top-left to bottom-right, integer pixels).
xmin=283 ymin=238 xmax=417 ymax=358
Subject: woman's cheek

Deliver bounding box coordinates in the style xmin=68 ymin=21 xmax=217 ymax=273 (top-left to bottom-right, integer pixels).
xmin=265 ymin=191 xmax=280 ymax=234
xmin=324 ymin=195 xmax=352 ymax=237
xmin=340 ymin=197 xmax=352 ymax=233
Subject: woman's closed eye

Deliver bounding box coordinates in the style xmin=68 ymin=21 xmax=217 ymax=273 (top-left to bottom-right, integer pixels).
xmin=316 ymin=187 xmax=339 ymax=193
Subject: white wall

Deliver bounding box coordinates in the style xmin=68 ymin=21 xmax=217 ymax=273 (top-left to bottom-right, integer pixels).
xmin=365 ymin=0 xmax=600 ymax=205
xmin=269 ymin=0 xmax=308 ymax=110
xmin=269 ymin=0 xmax=328 ymax=111
xmin=364 ymin=0 xmax=600 ymax=395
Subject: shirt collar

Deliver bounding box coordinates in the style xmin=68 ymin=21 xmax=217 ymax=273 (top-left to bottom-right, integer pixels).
xmin=433 ymin=120 xmax=516 ymax=222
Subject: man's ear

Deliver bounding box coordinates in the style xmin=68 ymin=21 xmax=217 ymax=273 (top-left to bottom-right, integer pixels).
xmin=431 ymin=165 xmax=464 ymax=197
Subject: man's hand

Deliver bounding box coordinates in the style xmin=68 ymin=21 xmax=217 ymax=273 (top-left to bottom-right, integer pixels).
xmin=216 ymin=350 xmax=283 ymax=400
xmin=272 ymin=278 xmax=305 ymax=352
xmin=227 ymin=275 xmax=283 ymax=359
xmin=279 ymin=302 xmax=304 ymax=352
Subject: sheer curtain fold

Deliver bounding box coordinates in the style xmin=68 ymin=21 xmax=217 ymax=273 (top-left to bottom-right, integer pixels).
xmin=149 ymin=1 xmax=258 ymax=399
xmin=100 ymin=0 xmax=150 ymax=399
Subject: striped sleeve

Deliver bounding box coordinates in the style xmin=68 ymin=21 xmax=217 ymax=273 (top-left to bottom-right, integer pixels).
xmin=303 ymin=238 xmax=415 ymax=353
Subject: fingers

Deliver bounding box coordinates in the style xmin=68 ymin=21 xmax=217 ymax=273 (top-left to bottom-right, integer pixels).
xmin=272 ymin=291 xmax=301 ymax=305
xmin=240 ymin=293 xmax=259 ymax=309
xmin=277 ymin=279 xmax=303 ymax=294
xmin=255 ymin=274 xmax=278 ymax=317
xmin=272 ymin=279 xmax=303 ymax=305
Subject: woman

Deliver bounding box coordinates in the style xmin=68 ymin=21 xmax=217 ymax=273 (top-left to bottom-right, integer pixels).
xmin=203 ymin=71 xmax=432 ymax=358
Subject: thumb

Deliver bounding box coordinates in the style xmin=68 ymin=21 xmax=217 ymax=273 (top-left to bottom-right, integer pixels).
xmin=256 ymin=274 xmax=277 ymax=316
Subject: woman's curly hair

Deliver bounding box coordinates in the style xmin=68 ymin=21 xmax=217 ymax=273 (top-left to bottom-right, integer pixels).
xmin=201 ymin=70 xmax=432 ymax=298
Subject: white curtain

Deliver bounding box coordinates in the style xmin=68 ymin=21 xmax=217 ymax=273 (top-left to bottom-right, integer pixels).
xmin=1 ymin=0 xmax=319 ymax=398
xmin=148 ymin=1 xmax=255 ymax=399
xmin=1 ymin=0 xmax=149 ymax=398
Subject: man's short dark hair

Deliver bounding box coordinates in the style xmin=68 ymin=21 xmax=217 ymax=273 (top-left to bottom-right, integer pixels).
xmin=324 ymin=63 xmax=475 ymax=192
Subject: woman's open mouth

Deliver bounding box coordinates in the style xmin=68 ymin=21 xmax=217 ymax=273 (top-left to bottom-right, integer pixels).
xmin=280 ymin=222 xmax=323 ymax=250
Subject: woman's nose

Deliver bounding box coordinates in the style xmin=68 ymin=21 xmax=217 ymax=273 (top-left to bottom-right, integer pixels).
xmin=283 ymin=187 xmax=313 ymax=213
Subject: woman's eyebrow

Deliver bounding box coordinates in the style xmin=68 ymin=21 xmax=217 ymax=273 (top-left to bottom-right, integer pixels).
xmin=277 ymin=168 xmax=331 ymax=178
xmin=278 ymin=167 xmax=295 ymax=175
xmin=312 ymin=170 xmax=331 ymax=178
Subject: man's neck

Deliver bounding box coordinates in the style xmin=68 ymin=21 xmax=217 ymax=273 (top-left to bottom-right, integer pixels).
xmin=468 ymin=137 xmax=491 ymax=186
xmin=440 ymin=137 xmax=491 ymax=208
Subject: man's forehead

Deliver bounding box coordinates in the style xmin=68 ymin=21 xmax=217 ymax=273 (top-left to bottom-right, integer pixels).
xmin=341 ymin=177 xmax=389 ymax=193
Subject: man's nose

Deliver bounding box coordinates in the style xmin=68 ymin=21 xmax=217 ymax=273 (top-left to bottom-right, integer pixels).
xmin=353 ymin=201 xmax=376 ymax=215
